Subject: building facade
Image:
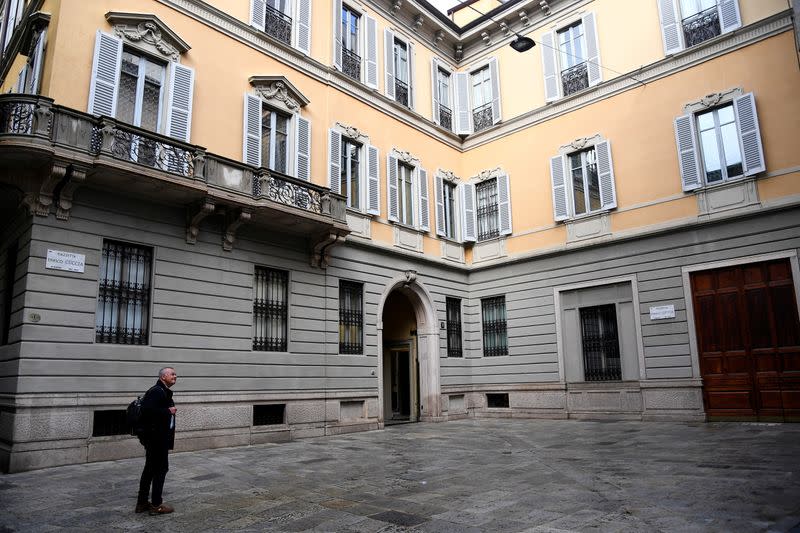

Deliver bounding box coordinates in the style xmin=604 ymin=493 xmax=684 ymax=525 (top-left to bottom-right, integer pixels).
xmin=0 ymin=0 xmax=799 ymax=472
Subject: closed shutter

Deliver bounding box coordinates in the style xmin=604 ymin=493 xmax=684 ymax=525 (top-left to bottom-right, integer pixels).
xmin=453 ymin=72 xmax=471 ymax=134
xmin=367 ymin=145 xmax=380 ymax=215
xmin=295 ymin=115 xmax=311 ymax=180
xmin=165 ymin=63 xmax=195 ymax=142
xmin=87 ymin=31 xmax=122 ymax=117
xmin=332 ymin=0 xmax=343 ymax=69
xmin=583 ymin=13 xmax=602 ymax=86
xmin=384 ymin=29 xmax=395 ymax=100
xmin=431 ymin=58 xmax=440 ymax=124
xmin=497 ymin=173 xmax=512 ymax=235
xmin=328 ymin=129 xmax=341 ymax=194
xmin=550 ymin=155 xmax=569 ymax=221
xmin=30 ymin=30 xmax=46 ymax=94
xmin=296 ymin=0 xmax=312 ymax=54
xmin=365 ymin=15 xmax=378 ymax=88
xmin=718 ymin=0 xmax=742 ymax=34
xmin=658 ymin=0 xmax=683 ymax=54
xmin=595 ymin=141 xmax=617 ymax=209
xmin=250 ymin=0 xmax=266 ymax=31
xmin=734 ymin=93 xmax=765 ymax=176
xmin=674 ymin=114 xmax=702 ymax=191
xmin=541 ymin=31 xmax=559 ymax=102
xmin=418 ymin=167 xmax=430 ymax=232
xmin=243 ymin=93 xmax=262 ymax=167
xmin=435 ymin=173 xmax=446 ymax=237
xmin=489 ymin=57 xmax=501 ymax=125
xmin=408 ymin=40 xmax=415 ymax=109
xmin=387 ymin=155 xmax=399 ymax=222
xmin=460 ymin=183 xmax=477 ymax=242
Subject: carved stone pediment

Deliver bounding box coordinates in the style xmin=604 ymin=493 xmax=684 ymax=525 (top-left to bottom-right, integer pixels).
xmin=335 ymin=122 xmax=369 ymax=143
xmin=439 ymin=169 xmax=460 ymax=184
xmin=559 ymin=133 xmax=602 ymax=155
xmin=683 ymin=87 xmax=743 ymax=113
xmin=390 ymin=148 xmax=420 ymax=166
xmin=249 ymin=76 xmax=310 ymax=114
xmin=475 ymin=167 xmax=505 ymax=182
xmin=106 ymin=12 xmax=190 ymax=61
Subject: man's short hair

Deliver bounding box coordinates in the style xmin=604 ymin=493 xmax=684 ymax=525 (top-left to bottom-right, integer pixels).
xmin=159 ymin=367 xmax=174 ymax=378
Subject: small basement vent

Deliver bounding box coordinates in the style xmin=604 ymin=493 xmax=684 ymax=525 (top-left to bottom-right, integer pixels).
xmin=253 ymin=404 xmax=285 ymax=426
xmin=92 ymin=409 xmax=129 ymax=437
xmin=486 ymin=393 xmax=509 ymax=408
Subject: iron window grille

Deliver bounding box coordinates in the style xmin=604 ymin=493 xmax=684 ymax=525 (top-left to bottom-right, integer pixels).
xmin=481 ymin=296 xmax=508 ymax=356
xmin=253 ymin=267 xmax=289 ymax=352
xmin=96 ymin=240 xmax=152 ymax=345
xmin=342 ymin=47 xmax=362 ymax=81
xmin=339 ymin=280 xmax=363 ymax=354
xmin=92 ymin=410 xmax=130 ymax=437
xmin=438 ymin=103 xmax=453 ymax=131
xmin=395 ymin=78 xmax=410 ymax=108
xmin=264 ymin=3 xmax=292 ymax=46
xmin=472 ymin=102 xmax=493 ymax=133
xmin=579 ymin=304 xmax=622 ymax=381
xmin=476 ymin=179 xmax=499 ymax=241
xmin=561 ymin=61 xmax=589 ymax=96
xmin=446 ymin=297 xmax=463 ymax=357
xmin=253 ymin=404 xmax=285 ymax=425
xmin=682 ymin=5 xmax=721 ymax=48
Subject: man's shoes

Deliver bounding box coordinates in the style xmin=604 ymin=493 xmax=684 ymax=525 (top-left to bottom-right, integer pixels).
xmin=149 ymin=503 xmax=175 ymax=515
xmin=134 ymin=502 xmax=153 ymax=513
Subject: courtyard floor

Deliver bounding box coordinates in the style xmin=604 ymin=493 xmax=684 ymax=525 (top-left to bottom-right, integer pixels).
xmin=1 ymin=418 xmax=799 ymax=532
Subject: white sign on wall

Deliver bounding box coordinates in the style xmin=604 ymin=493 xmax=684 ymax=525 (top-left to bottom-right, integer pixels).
xmin=649 ymin=305 xmax=676 ymax=320
xmin=45 ymin=249 xmax=86 ymax=273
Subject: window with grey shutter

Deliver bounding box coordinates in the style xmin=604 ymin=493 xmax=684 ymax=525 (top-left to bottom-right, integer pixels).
xmin=387 ymin=154 xmax=399 ymax=222
xmin=453 ymin=72 xmax=471 ymax=134
xmin=243 ymin=93 xmax=262 ymax=167
xmin=88 ymin=31 xmax=122 ymax=117
xmin=166 ymin=63 xmax=195 ymax=142
xmin=328 ymin=129 xmax=342 ymax=194
xmin=541 ymin=31 xmax=559 ymax=102
xmin=488 ymin=57 xmax=501 ymax=126
xmin=295 ymin=115 xmax=310 ymax=181
xmin=417 ymin=168 xmax=430 ymax=232
xmin=497 ymin=174 xmax=512 ymax=236
xmin=365 ymin=15 xmax=378 ymax=89
xmin=384 ymin=29 xmax=395 ymax=100
xmin=658 ymin=0 xmax=684 ymax=54
xmin=366 ymin=145 xmax=380 ymax=215
xmin=550 ymin=155 xmax=569 ymax=221
xmin=332 ymin=0 xmax=343 ymax=70
xmin=460 ymin=183 xmax=477 ymax=242
xmin=295 ymin=0 xmax=311 ymax=55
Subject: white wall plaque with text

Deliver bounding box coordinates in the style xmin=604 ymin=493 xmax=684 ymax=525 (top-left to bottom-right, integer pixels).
xmin=649 ymin=305 xmax=676 ymax=320
xmin=46 ymin=249 xmax=86 ymax=273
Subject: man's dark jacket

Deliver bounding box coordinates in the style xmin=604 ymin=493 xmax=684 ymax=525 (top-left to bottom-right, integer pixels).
xmin=140 ymin=380 xmax=175 ymax=450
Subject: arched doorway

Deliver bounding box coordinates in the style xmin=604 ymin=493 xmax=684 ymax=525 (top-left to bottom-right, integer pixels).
xmin=376 ymin=271 xmax=442 ymax=424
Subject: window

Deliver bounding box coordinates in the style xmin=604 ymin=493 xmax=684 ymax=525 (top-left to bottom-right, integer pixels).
xmin=1 ymin=240 xmax=17 ymax=346
xmin=442 ymin=180 xmax=457 ymax=239
xmin=387 ymin=153 xmax=429 ymax=232
xmin=658 ymin=0 xmax=741 ymax=54
xmin=550 ymin=139 xmax=617 ymax=221
xmin=674 ymin=92 xmax=765 ymax=192
xmin=261 ymin=106 xmax=290 ymax=173
xmin=436 ymin=67 xmax=452 ymax=130
xmin=398 ymin=162 xmax=414 ymax=226
xmin=341 ymin=137 xmax=361 ymax=209
xmin=253 ymin=267 xmax=288 ymax=352
xmin=340 ymin=5 xmax=361 ymax=81
xmin=16 ymin=28 xmax=46 ymax=95
xmin=339 ymin=281 xmax=363 ymax=354
xmin=471 ymin=66 xmax=493 ymax=133
xmin=481 ymin=296 xmax=508 ymax=356
xmin=446 ymin=297 xmax=462 ymax=357
xmin=96 ymin=240 xmax=152 ymax=345
xmin=253 ymin=404 xmax=285 ymax=425
xmin=92 ymin=410 xmax=130 ymax=437
xmin=249 ymin=0 xmax=311 ymax=54
xmin=328 ymin=128 xmax=379 ymax=215
xmin=541 ymin=13 xmax=601 ymax=102
xmin=454 ymin=173 xmax=512 ymax=242
xmin=579 ymin=304 xmax=621 ymax=381
xmin=333 ymin=1 xmax=377 ymax=88
xmin=476 ymin=179 xmax=499 ymax=241
xmin=393 ymin=38 xmax=410 ymax=107
xmin=118 ymin=50 xmax=166 ymax=132
xmin=385 ymin=29 xmax=414 ymax=108
xmin=452 ymin=58 xmax=500 ymax=134
xmin=0 ymin=0 xmax=23 ymax=53
xmin=486 ymin=393 xmax=509 ymax=408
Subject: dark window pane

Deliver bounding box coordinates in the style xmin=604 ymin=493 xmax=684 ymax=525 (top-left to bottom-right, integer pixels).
xmin=253 ymin=267 xmax=288 ymax=352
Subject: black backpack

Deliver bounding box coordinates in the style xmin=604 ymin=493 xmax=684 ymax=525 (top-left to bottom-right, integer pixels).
xmin=126 ymin=396 xmax=143 ymax=436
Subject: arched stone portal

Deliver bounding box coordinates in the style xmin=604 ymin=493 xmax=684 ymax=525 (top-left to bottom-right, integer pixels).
xmin=376 ymin=271 xmax=441 ymax=423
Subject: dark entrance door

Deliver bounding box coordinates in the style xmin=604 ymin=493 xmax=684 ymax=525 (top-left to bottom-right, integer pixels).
xmin=691 ymin=258 xmax=800 ymax=420
xmin=389 ymin=349 xmax=411 ymax=421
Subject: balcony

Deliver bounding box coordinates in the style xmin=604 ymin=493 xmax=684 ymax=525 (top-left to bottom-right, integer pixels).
xmin=561 ymin=62 xmax=589 ymax=97
xmin=264 ymin=4 xmax=292 ymax=46
xmin=472 ymin=102 xmax=493 ymax=133
xmin=0 ymin=95 xmax=348 ymax=260
xmin=682 ymin=6 xmax=721 ymax=48
xmin=342 ymin=47 xmax=361 ymax=82
xmin=395 ymin=78 xmax=410 ymax=108
xmin=438 ymin=103 xmax=452 ymax=131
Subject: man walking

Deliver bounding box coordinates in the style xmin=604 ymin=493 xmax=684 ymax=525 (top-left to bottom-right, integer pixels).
xmin=136 ymin=367 xmax=177 ymax=515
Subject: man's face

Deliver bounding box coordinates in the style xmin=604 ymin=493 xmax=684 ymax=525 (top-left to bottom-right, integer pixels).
xmin=161 ymin=368 xmax=177 ymax=388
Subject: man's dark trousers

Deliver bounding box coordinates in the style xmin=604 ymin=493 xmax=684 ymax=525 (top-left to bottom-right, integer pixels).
xmin=138 ymin=441 xmax=169 ymax=506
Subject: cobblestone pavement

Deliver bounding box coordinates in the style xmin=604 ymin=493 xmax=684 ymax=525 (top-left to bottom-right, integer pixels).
xmin=2 ymin=419 xmax=800 ymax=532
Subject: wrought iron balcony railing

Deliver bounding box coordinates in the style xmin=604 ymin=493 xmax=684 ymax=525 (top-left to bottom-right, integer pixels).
xmin=682 ymin=6 xmax=721 ymax=48
xmin=395 ymin=78 xmax=410 ymax=108
xmin=561 ymin=61 xmax=589 ymax=97
xmin=264 ymin=4 xmax=292 ymax=46
xmin=342 ymin=47 xmax=361 ymax=81
xmin=472 ymin=102 xmax=493 ymax=133
xmin=438 ymin=103 xmax=452 ymax=131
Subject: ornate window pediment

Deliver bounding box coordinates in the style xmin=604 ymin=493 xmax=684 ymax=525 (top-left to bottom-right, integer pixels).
xmin=249 ymin=76 xmax=310 ymax=115
xmin=472 ymin=166 xmax=506 ymax=182
xmin=105 ymin=12 xmax=190 ymax=61
xmin=683 ymin=87 xmax=742 ymax=114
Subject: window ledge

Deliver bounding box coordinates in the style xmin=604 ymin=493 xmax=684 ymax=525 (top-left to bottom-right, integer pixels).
xmin=440 ymin=239 xmax=464 ymax=263
xmin=346 ymin=210 xmax=372 ymax=238
xmin=565 ymin=211 xmax=611 ymax=243
xmin=695 ymin=176 xmax=760 ymax=218
xmin=473 ymin=237 xmax=507 ymax=263
xmin=393 ymin=224 xmax=424 ymax=252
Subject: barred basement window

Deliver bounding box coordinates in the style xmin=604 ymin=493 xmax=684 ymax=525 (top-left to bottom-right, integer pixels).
xmin=96 ymin=240 xmax=152 ymax=345
xmin=579 ymin=304 xmax=621 ymax=381
xmin=253 ymin=404 xmax=285 ymax=425
xmin=92 ymin=409 xmax=130 ymax=437
xmin=486 ymin=393 xmax=509 ymax=408
xmin=446 ymin=297 xmax=462 ymax=357
xmin=253 ymin=267 xmax=288 ymax=352
xmin=339 ymin=280 xmax=363 ymax=354
xmin=481 ymin=296 xmax=508 ymax=356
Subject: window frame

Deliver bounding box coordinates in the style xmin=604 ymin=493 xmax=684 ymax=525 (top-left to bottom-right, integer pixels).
xmin=550 ymin=136 xmax=617 ymax=222
xmin=431 ymin=58 xmax=454 ymax=131
xmin=397 ymin=160 xmax=415 ymax=227
xmin=579 ymin=303 xmax=622 ymax=382
xmin=260 ymin=103 xmax=293 ymax=174
xmin=249 ymin=0 xmax=312 ymax=54
xmin=541 ymin=12 xmax=601 ymax=102
xmin=252 ymin=266 xmax=290 ymax=352
xmin=384 ymin=28 xmax=414 ymax=109
xmin=476 ymin=178 xmax=500 ymax=242
xmin=117 ymin=48 xmax=167 ymax=132
xmin=339 ymin=280 xmax=364 ymax=355
xmin=658 ymin=0 xmax=741 ymax=55
xmin=480 ymin=295 xmax=508 ymax=357
xmin=445 ymin=297 xmax=463 ymax=358
xmin=694 ymin=103 xmax=743 ymax=185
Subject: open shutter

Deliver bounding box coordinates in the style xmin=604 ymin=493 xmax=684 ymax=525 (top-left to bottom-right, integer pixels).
xmin=595 ymin=141 xmax=617 ymax=209
xmin=657 ymin=0 xmax=683 ymax=55
xmin=16 ymin=66 xmax=26 ymax=93
xmin=87 ymin=31 xmax=122 ymax=117
xmin=453 ymin=72 xmax=471 ymax=134
xmin=734 ymin=93 xmax=765 ymax=176
xmin=489 ymin=57 xmax=501 ymax=125
xmin=718 ymin=0 xmax=742 ymax=34
xmin=583 ymin=13 xmax=602 ymax=86
xmin=165 ymin=63 xmax=195 ymax=142
xmin=434 ymin=173 xmax=446 ymax=237
xmin=243 ymin=93 xmax=262 ymax=167
xmin=674 ymin=114 xmax=702 ymax=191
xmin=367 ymin=145 xmax=380 ymax=215
xmin=30 ymin=30 xmax=46 ymax=94
xmin=328 ymin=129 xmax=341 ymax=194
xmin=408 ymin=40 xmax=415 ymax=109
xmin=417 ymin=167 xmax=429 ymax=232
xmin=295 ymin=115 xmax=311 ymax=181
xmin=332 ymin=0 xmax=343 ymax=69
xmin=497 ymin=174 xmax=512 ymax=236
xmin=384 ymin=29 xmax=395 ymax=100
xmin=550 ymin=155 xmax=570 ymax=221
xmin=541 ymin=31 xmax=559 ymax=102
xmin=459 ymin=183 xmax=477 ymax=242
xmin=387 ymin=155 xmax=399 ymax=222
xmin=296 ymin=0 xmax=312 ymax=54
xmin=431 ymin=58 xmax=440 ymax=125
xmin=365 ymin=16 xmax=378 ymax=89
xmin=250 ymin=0 xmax=266 ymax=31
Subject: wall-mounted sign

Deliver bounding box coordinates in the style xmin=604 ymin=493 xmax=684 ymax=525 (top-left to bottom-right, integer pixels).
xmin=46 ymin=249 xmax=85 ymax=273
xmin=649 ymin=305 xmax=675 ymax=320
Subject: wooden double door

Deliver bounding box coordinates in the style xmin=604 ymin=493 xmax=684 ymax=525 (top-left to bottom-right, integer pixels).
xmin=691 ymin=259 xmax=800 ymax=421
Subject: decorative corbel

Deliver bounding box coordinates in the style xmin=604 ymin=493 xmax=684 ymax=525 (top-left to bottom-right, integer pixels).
xmin=403 ymin=270 xmax=417 ymax=287
xmin=223 ymin=209 xmax=252 ymax=251
xmin=539 ymin=1 xmax=551 ymax=16
xmin=311 ymin=232 xmax=346 ymax=269
xmin=454 ymin=44 xmax=463 ymax=61
xmin=391 ymin=0 xmax=402 ymax=14
xmin=413 ymin=14 xmax=423 ymax=32
xmin=481 ymin=31 xmax=491 ymax=46
xmin=27 ymin=162 xmax=68 ymax=217
xmin=186 ymin=198 xmax=216 ymax=244
xmin=519 ymin=10 xmax=530 ymax=26
xmin=56 ymin=165 xmax=88 ymax=221
xmin=499 ymin=21 xmax=510 ymax=36
xmin=434 ymin=30 xmax=444 ymax=48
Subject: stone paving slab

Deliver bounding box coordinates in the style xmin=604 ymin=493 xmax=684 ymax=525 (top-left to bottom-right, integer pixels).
xmin=1 ymin=419 xmax=800 ymax=532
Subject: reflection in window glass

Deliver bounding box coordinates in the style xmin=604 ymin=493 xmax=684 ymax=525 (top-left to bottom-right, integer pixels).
xmin=696 ymin=104 xmax=743 ymax=184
